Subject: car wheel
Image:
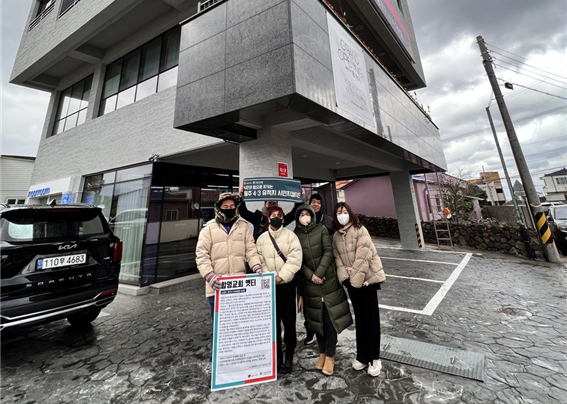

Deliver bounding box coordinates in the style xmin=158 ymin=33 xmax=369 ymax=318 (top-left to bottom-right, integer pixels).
xmin=67 ymin=308 xmax=102 ymax=327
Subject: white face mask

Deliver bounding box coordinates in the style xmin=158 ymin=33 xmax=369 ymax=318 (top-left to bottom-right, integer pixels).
xmin=337 ymin=213 xmax=350 ymax=226
xmin=299 ymin=215 xmax=311 ymax=226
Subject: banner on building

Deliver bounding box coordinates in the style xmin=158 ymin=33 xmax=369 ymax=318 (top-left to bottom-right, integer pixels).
xmin=211 ymin=273 xmax=277 ymax=391
xmin=327 ymin=13 xmax=375 ymax=128
xmin=242 ymin=177 xmax=302 ymax=202
xmin=370 ymin=0 xmax=414 ymax=60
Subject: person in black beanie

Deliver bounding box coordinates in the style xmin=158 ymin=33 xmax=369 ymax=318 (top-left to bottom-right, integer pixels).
xmin=239 ymin=186 xmax=306 ymax=240
xmin=309 ymin=194 xmax=335 ymax=236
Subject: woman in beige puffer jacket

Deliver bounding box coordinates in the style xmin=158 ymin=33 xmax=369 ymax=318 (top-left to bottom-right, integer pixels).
xmin=256 ymin=206 xmax=302 ymax=375
xmin=196 ymin=192 xmax=262 ymax=361
xmin=332 ymin=202 xmax=386 ymax=378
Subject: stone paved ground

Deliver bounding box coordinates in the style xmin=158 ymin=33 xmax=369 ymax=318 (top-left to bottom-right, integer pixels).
xmin=2 ymin=241 xmax=567 ymax=404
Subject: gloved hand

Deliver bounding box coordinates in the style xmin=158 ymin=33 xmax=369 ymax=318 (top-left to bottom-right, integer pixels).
xmin=312 ymin=274 xmax=323 ymax=284
xmin=205 ymin=272 xmax=221 ymax=291
xmin=252 ymin=264 xmax=263 ymax=276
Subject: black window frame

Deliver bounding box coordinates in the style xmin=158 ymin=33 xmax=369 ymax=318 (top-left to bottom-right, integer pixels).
xmin=37 ymin=0 xmax=56 ymax=16
xmin=59 ymin=0 xmax=81 ymax=18
xmin=99 ymin=26 xmax=181 ymax=116
xmin=52 ymin=75 xmax=93 ymax=136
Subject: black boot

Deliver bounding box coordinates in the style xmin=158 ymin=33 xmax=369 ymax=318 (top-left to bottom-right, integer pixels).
xmin=280 ymin=359 xmax=293 ymax=374
xmin=304 ymin=330 xmax=315 ymax=345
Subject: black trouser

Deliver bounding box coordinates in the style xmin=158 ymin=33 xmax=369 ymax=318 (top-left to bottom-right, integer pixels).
xmin=316 ymin=304 xmax=338 ymax=357
xmin=346 ymin=282 xmax=381 ymax=364
xmin=276 ymin=281 xmax=297 ymax=363
xmin=297 ymin=280 xmax=312 ymax=335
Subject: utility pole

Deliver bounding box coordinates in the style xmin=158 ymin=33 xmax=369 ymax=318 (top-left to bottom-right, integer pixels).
xmin=477 ymin=36 xmax=560 ymax=263
xmin=486 ymin=107 xmax=534 ymax=259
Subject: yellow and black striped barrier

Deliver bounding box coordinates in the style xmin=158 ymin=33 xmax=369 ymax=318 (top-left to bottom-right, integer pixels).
xmin=534 ymin=211 xmax=552 ymax=244
xmin=415 ymin=224 xmax=423 ymax=248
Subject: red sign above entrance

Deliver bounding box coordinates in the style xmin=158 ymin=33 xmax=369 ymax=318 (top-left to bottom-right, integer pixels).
xmin=278 ymin=162 xmax=288 ymax=178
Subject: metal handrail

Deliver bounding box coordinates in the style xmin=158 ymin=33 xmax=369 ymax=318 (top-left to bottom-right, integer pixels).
xmin=28 ymin=2 xmax=56 ymax=32
xmin=198 ymin=0 xmax=224 ymax=12
xmin=59 ymin=0 xmax=82 ymax=18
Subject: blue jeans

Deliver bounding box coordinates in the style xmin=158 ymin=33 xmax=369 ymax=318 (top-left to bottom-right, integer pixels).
xmin=209 ymin=296 xmax=215 ymax=362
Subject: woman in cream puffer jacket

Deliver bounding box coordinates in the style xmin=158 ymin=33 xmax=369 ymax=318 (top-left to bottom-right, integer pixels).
xmin=256 ymin=206 xmax=302 ymax=374
xmin=332 ymin=202 xmax=386 ymax=378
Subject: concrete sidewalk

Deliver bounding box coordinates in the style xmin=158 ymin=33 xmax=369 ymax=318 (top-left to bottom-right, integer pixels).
xmin=1 ymin=245 xmax=566 ymax=403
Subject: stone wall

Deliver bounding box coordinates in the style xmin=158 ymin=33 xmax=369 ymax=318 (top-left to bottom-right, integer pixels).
xmin=358 ymin=214 xmax=543 ymax=259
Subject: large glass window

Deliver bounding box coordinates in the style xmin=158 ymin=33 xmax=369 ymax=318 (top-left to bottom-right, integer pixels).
xmin=53 ymin=75 xmax=92 ymax=136
xmin=100 ymin=26 xmax=180 ymax=116
xmin=82 ymin=165 xmax=153 ymax=285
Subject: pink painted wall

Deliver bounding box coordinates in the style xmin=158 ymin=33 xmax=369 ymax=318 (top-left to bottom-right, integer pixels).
xmin=343 ymin=176 xmax=434 ymax=221
xmin=343 ymin=176 xmax=397 ymax=218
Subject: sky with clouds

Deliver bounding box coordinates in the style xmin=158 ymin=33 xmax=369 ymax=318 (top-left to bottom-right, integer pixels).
xmin=407 ymin=0 xmax=567 ymax=197
xmin=1 ymin=0 xmax=566 ymax=198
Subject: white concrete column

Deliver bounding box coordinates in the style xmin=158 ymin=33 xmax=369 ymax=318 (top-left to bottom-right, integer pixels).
xmin=391 ymin=170 xmax=424 ymax=249
xmin=239 ymin=124 xmax=294 ymax=213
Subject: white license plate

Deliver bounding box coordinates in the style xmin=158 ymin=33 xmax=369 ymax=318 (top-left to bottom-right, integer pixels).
xmin=37 ymin=254 xmax=87 ymax=270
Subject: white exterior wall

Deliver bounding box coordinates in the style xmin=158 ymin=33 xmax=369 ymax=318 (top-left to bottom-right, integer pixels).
xmin=0 ymin=156 xmax=35 ymax=203
xmin=543 ymin=175 xmax=567 ymax=202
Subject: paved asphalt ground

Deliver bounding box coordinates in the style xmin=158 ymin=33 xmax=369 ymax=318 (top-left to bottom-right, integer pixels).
xmin=2 ymin=239 xmax=566 ymax=403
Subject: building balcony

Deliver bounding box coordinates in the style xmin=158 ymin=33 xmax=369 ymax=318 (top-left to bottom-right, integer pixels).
xmin=174 ymin=0 xmax=445 ymax=172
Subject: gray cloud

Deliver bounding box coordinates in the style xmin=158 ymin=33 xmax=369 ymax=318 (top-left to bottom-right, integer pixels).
xmin=408 ymin=0 xmax=567 ymax=197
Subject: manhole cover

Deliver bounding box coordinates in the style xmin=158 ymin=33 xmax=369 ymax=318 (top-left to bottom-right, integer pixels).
xmin=380 ymin=335 xmax=484 ymax=381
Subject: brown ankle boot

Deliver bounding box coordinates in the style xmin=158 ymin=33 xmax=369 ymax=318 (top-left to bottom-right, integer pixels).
xmin=322 ymin=356 xmax=334 ymax=375
xmin=315 ymin=354 xmax=326 ymax=370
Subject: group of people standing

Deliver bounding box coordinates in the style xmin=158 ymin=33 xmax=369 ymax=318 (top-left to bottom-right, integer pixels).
xmin=196 ymin=189 xmax=386 ymax=377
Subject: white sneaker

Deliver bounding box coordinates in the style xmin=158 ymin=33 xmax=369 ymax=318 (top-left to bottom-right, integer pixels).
xmin=352 ymin=359 xmax=367 ymax=371
xmin=368 ymin=359 xmax=382 ymax=377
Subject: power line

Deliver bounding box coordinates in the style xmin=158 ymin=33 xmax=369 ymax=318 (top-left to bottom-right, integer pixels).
xmin=493 ymin=63 xmax=567 ymax=91
xmin=497 ymin=79 xmax=567 ymax=101
xmin=493 ymin=56 xmax=567 ymax=87
xmin=503 ymin=72 xmax=557 ymax=102
xmin=441 ymin=105 xmax=567 ymax=142
xmin=485 ymin=43 xmax=567 ymax=80
xmin=489 ymin=50 xmax=567 ymax=82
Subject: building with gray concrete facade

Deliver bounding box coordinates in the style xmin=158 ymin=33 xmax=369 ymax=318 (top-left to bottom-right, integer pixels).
xmin=11 ymin=0 xmax=447 ymax=287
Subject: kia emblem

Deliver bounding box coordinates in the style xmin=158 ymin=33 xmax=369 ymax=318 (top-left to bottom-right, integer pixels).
xmin=58 ymin=244 xmax=77 ymax=250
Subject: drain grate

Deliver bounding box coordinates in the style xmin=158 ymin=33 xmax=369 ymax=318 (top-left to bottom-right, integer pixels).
xmin=380 ymin=335 xmax=485 ymax=381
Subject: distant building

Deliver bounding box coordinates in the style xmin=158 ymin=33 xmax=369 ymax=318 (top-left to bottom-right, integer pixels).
xmin=0 ymin=155 xmax=35 ymax=204
xmin=342 ymin=173 xmax=481 ymax=221
xmin=469 ymin=171 xmax=506 ymax=205
xmin=541 ymin=168 xmax=567 ymax=202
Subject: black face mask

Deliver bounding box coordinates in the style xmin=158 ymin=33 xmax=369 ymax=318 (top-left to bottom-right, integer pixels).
xmin=220 ymin=208 xmax=236 ymax=220
xmin=270 ymin=217 xmax=283 ymax=229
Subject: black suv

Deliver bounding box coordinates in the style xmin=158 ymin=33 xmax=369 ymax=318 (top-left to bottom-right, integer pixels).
xmin=0 ymin=204 xmax=122 ymax=331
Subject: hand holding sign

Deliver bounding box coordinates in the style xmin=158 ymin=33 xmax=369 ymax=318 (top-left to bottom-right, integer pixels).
xmin=242 ymin=178 xmax=303 ymax=203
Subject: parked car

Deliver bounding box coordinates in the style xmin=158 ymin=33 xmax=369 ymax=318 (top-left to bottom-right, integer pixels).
xmin=548 ymin=205 xmax=567 ymax=255
xmin=0 ymin=203 xmax=122 ymax=331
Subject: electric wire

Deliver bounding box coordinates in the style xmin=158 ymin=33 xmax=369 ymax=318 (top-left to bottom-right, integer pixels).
xmin=503 ymin=72 xmax=559 ymax=102
xmin=493 ymin=63 xmax=567 ymax=91
xmin=496 ymin=79 xmax=567 ymax=101
xmin=441 ymin=105 xmax=567 ymax=142
xmin=485 ymin=44 xmax=567 ymax=80
xmin=489 ymin=50 xmax=567 ymax=83
xmin=492 ymin=56 xmax=567 ymax=87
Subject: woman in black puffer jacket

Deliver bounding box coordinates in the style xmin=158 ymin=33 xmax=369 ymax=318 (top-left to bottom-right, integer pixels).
xmin=294 ymin=204 xmax=353 ymax=376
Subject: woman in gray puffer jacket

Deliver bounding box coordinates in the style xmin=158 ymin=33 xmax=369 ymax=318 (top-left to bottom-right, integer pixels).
xmin=294 ymin=204 xmax=353 ymax=376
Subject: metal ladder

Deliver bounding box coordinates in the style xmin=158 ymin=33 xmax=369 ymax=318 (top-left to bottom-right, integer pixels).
xmin=424 ymin=172 xmax=454 ymax=248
